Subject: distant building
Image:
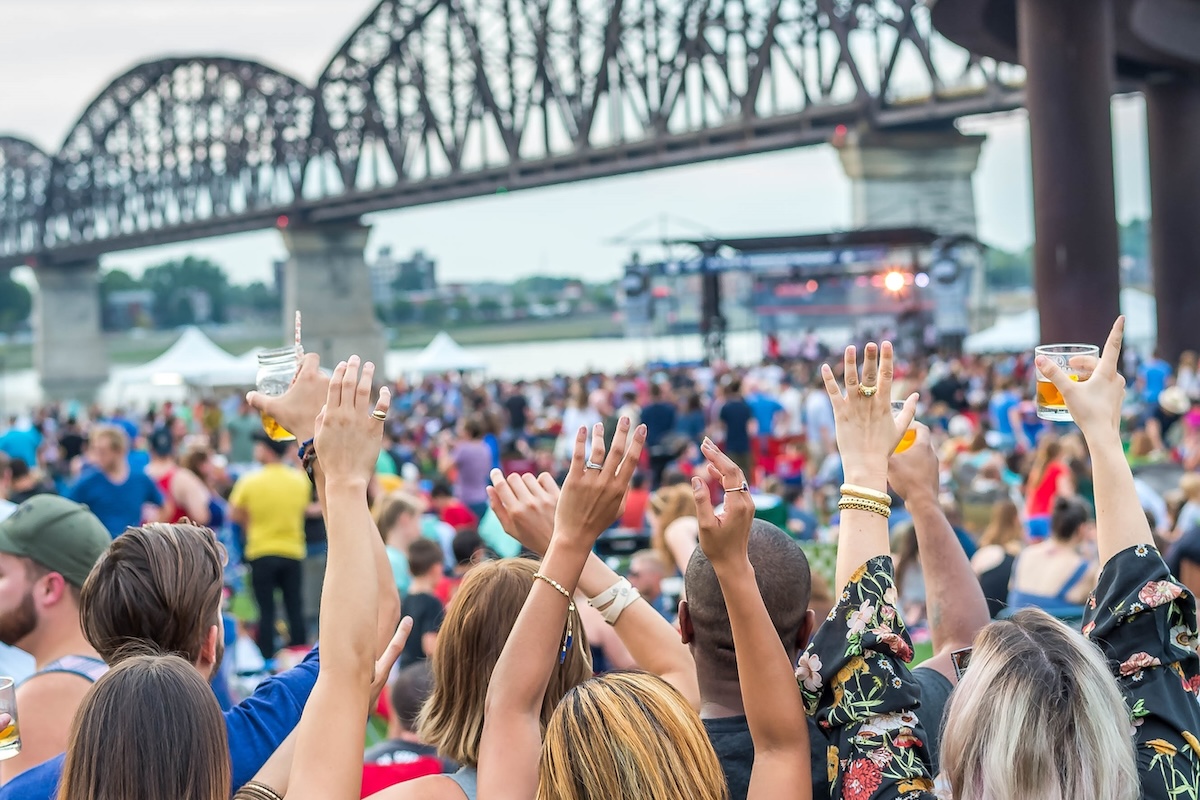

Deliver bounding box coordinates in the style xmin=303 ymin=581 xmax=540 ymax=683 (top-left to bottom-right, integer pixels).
xmin=104 ymin=289 xmax=155 ymax=331
xmin=369 ymin=248 xmax=438 ymax=306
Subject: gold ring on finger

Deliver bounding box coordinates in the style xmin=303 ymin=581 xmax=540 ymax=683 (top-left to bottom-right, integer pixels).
xmin=371 ymin=409 xmax=388 ymax=421
xmin=857 ymin=384 xmax=878 ymax=398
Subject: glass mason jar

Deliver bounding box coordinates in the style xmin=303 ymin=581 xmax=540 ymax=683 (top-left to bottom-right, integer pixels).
xmin=256 ymin=346 xmax=298 ymax=442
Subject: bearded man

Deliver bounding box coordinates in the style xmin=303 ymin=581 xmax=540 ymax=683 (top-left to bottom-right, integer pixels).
xmin=0 ymin=497 xmax=110 ymax=783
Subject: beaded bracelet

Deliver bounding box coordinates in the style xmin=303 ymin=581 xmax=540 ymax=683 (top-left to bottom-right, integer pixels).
xmin=234 ymin=781 xmax=284 ymax=800
xmin=840 ymin=483 xmax=892 ymax=507
xmin=533 ymin=572 xmax=576 ymax=664
xmin=837 ymin=496 xmax=892 ymax=519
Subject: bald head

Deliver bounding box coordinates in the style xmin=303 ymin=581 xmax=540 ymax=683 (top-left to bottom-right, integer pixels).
xmin=683 ymin=519 xmax=812 ymax=674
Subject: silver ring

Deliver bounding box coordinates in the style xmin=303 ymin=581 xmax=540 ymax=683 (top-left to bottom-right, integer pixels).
xmin=585 ymin=460 xmax=603 ymax=470
xmin=724 ymin=481 xmax=750 ymax=493
xmin=371 ymin=409 xmax=388 ymax=421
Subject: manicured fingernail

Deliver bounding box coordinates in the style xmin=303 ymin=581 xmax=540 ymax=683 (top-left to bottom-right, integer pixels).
xmin=691 ymin=477 xmax=702 ymax=490
xmin=637 ymin=424 xmax=647 ymax=438
xmin=619 ymin=417 xmax=630 ymax=428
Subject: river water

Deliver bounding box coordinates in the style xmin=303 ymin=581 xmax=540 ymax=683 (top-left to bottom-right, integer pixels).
xmin=0 ymin=329 xmax=775 ymax=412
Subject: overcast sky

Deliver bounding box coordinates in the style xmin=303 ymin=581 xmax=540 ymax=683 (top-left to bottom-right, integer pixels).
xmin=0 ymin=0 xmax=1153 ymax=286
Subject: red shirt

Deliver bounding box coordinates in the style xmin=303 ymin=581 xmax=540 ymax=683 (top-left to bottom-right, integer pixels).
xmin=360 ymin=760 xmax=443 ymax=797
xmin=1027 ymin=460 xmax=1068 ymax=517
xmin=440 ymin=501 xmax=478 ymax=531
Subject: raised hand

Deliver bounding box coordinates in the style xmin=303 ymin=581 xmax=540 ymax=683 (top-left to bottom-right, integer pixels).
xmin=887 ymin=423 xmax=940 ymax=504
xmin=820 ymin=342 xmax=916 ymax=487
xmin=1037 ymin=316 xmax=1126 ymax=442
xmin=313 ymin=356 xmax=391 ymax=486
xmin=555 ymin=419 xmax=646 ymax=548
xmin=369 ymin=617 xmax=413 ymax=709
xmin=487 ymin=470 xmax=559 ymax=556
xmin=692 ymin=438 xmax=756 ymax=571
xmin=246 ymin=353 xmax=330 ymax=443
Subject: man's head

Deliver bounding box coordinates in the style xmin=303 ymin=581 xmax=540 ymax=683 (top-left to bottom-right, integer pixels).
xmin=390 ymin=661 xmax=436 ymax=736
xmin=0 ymin=496 xmax=112 ymax=649
xmin=80 ymin=523 xmax=226 ymax=677
xmin=679 ymin=519 xmax=814 ymax=676
xmin=627 ymin=550 xmax=667 ymax=600
xmin=429 ymin=482 xmax=454 ymax=510
xmin=408 ymin=539 xmax=444 ymax=581
xmin=148 ymin=425 xmax=175 ymax=461
xmin=252 ymin=431 xmax=289 ymax=464
xmin=87 ymin=425 xmax=128 ymax=474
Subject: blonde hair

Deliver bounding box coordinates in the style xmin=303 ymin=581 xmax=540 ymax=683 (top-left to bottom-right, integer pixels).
xmin=89 ymin=424 xmax=128 ymax=455
xmin=538 ymin=671 xmax=728 ymax=800
xmin=1180 ymin=473 xmax=1200 ymax=503
xmin=372 ymin=491 xmax=423 ymax=541
xmin=416 ymin=559 xmax=592 ymax=766
xmin=649 ymin=484 xmax=697 ymax=568
xmin=940 ymin=609 xmax=1138 ymax=800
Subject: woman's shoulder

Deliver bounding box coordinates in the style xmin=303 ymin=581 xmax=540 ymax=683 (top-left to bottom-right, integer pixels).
xmin=367 ymin=772 xmax=471 ymax=800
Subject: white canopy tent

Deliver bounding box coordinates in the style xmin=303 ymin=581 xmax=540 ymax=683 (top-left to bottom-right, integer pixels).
xmin=409 ymin=332 xmax=487 ymax=374
xmin=118 ymin=327 xmax=258 ymax=387
xmin=965 ymin=288 xmax=1157 ymax=354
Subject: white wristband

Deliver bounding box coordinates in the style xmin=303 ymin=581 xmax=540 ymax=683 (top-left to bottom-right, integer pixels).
xmin=586 ymin=578 xmax=641 ymax=626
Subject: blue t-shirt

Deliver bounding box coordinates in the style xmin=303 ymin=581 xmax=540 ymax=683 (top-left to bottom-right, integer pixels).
xmin=1140 ymin=358 xmax=1171 ymax=404
xmin=67 ymin=470 xmax=162 ymax=537
xmin=988 ymin=390 xmax=1019 ymax=437
xmin=0 ymin=427 xmax=41 ymax=467
xmin=747 ymin=394 xmax=784 ymax=437
xmin=640 ymin=402 xmax=677 ymax=448
xmin=0 ymin=647 xmax=321 ymax=800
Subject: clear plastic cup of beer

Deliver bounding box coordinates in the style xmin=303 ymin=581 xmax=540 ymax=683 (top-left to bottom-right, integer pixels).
xmin=1034 ymin=343 xmax=1099 ymax=421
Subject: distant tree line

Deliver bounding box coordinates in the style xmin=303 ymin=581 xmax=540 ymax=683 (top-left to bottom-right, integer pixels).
xmin=99 ymin=256 xmax=278 ymax=330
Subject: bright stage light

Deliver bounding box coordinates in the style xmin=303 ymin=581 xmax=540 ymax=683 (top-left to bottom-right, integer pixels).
xmin=884 ymin=270 xmax=906 ymax=293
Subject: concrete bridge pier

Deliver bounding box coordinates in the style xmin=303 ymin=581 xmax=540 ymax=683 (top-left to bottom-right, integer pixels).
xmin=835 ymin=129 xmax=985 ymax=237
xmin=1145 ymin=77 xmax=1200 ymax=365
xmin=34 ymin=261 xmax=110 ymax=402
xmin=280 ymin=221 xmax=387 ymax=372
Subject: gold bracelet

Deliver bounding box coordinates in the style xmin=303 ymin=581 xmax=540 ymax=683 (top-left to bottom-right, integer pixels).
xmin=533 ymin=572 xmax=577 ymax=664
xmin=838 ymin=496 xmax=892 ymax=519
xmin=235 ymin=783 xmax=284 ymax=800
xmin=840 ymin=483 xmax=892 ymax=506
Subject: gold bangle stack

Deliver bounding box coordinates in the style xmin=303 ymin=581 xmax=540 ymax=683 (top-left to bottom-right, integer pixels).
xmin=235 ymin=782 xmax=284 ymax=800
xmin=838 ymin=496 xmax=892 ymax=518
xmin=840 ymin=483 xmax=892 ymax=506
xmin=533 ymin=572 xmax=577 ymax=664
xmin=838 ymin=483 xmax=891 ymax=518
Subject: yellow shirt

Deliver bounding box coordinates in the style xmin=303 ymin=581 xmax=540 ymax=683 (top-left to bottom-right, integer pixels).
xmin=229 ymin=463 xmax=311 ymax=561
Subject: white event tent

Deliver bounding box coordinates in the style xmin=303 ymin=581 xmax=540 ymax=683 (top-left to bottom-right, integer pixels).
xmin=409 ymin=332 xmax=486 ymax=374
xmin=964 ymin=288 xmax=1157 ymax=354
xmin=118 ymin=327 xmax=258 ymax=387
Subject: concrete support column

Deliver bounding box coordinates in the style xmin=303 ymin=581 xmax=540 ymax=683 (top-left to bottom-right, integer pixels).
xmin=1145 ymin=77 xmax=1200 ymax=365
xmin=837 ymin=129 xmax=985 ymax=347
xmin=1017 ymin=0 xmax=1121 ymax=346
xmin=280 ymin=221 xmax=387 ymax=371
xmin=836 ymin=129 xmax=985 ymax=237
xmin=34 ymin=261 xmax=109 ymax=402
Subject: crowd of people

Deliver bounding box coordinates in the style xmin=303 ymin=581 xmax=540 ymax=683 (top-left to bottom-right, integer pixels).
xmin=0 ymin=320 xmax=1193 ymax=798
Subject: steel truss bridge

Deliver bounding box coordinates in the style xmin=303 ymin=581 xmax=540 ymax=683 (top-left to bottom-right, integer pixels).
xmin=0 ymin=0 xmax=1024 ymax=270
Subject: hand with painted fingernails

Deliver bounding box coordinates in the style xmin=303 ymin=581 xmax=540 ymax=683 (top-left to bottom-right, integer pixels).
xmin=820 ymin=341 xmax=917 ymax=489
xmin=554 ymin=418 xmax=646 ymax=549
xmin=487 ymin=469 xmax=559 ymax=556
xmin=1036 ymin=316 xmax=1127 ymax=443
xmin=693 ymin=438 xmax=756 ymax=573
xmin=313 ymin=356 xmax=391 ymax=486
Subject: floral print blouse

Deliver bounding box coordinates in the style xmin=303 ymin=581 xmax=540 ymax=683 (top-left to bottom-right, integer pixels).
xmin=799 ymin=545 xmax=1200 ymax=800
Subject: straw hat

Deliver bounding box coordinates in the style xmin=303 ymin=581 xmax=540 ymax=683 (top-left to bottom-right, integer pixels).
xmin=1159 ymin=386 xmax=1192 ymax=416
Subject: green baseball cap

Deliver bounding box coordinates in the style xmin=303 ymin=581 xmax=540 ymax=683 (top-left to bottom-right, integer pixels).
xmin=0 ymin=496 xmax=111 ymax=588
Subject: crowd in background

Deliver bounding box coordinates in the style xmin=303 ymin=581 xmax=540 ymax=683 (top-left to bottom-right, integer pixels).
xmin=0 ymin=334 xmax=1195 ymax=797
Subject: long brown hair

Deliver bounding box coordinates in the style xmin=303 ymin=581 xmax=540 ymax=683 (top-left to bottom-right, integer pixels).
xmin=58 ymin=653 xmax=230 ymax=800
xmin=978 ymin=499 xmax=1025 ymax=554
xmin=648 ymin=484 xmax=697 ymax=568
xmin=538 ymin=671 xmax=728 ymax=800
xmin=417 ymin=558 xmax=592 ymax=766
xmin=1025 ymin=436 xmax=1062 ymax=492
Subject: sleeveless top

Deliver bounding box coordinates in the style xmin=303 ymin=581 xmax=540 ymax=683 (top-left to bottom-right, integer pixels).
xmin=1006 ymin=556 xmax=1092 ymax=620
xmin=154 ymin=468 xmax=190 ymax=524
xmin=977 ymin=551 xmax=1016 ymax=619
xmin=445 ymin=766 xmax=478 ymax=799
xmin=18 ymin=655 xmax=108 ymax=688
